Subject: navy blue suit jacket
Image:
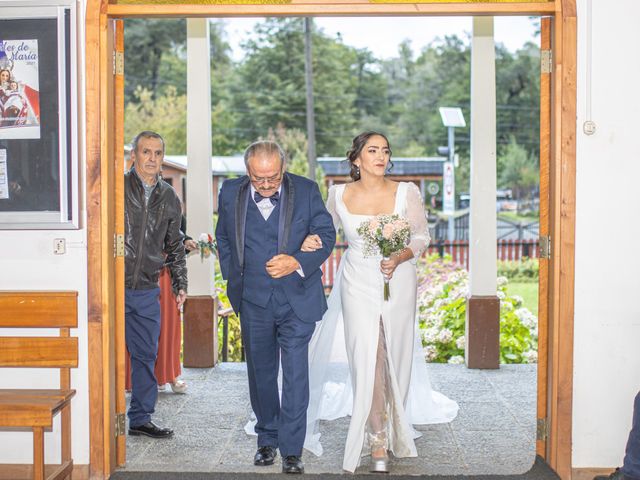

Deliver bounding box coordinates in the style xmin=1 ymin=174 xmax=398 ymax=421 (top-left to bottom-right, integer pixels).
xmin=215 ymin=172 xmax=336 ymax=323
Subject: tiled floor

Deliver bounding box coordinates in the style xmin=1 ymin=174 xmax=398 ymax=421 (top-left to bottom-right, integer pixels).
xmin=123 ymin=363 xmax=536 ymax=475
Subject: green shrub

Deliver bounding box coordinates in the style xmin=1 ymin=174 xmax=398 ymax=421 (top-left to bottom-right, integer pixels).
xmin=214 ymin=260 xmax=243 ymax=362
xmin=497 ymin=257 xmax=539 ymax=283
xmin=418 ymin=254 xmax=538 ymax=364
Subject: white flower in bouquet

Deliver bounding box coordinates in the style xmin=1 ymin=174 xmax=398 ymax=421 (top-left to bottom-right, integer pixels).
xmin=455 ymin=335 xmax=466 ymax=350
xmin=197 ymin=233 xmax=216 ymax=260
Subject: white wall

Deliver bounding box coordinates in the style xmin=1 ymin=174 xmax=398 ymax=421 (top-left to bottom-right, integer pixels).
xmin=573 ymin=0 xmax=640 ymax=468
xmin=0 ymin=0 xmax=90 ymax=465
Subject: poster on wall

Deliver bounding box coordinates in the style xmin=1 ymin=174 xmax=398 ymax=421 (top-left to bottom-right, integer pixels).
xmin=0 ymin=5 xmax=78 ymax=229
xmin=0 ymin=149 xmax=7 ymax=199
xmin=0 ymin=39 xmax=41 ymax=140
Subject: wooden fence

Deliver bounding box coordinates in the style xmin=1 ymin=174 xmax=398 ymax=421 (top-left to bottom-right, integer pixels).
xmin=321 ymin=239 xmax=539 ymax=290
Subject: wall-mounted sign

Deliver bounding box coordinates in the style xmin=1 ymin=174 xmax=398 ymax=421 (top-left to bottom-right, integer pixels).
xmin=0 ymin=3 xmax=78 ymax=229
xmin=0 ymin=39 xmax=41 ymax=140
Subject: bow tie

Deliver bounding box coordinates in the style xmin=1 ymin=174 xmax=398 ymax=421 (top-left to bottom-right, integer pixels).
xmin=254 ymin=190 xmax=279 ymax=206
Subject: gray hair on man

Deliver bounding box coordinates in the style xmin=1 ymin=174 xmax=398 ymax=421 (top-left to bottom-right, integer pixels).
xmin=243 ymin=140 xmax=286 ymax=168
xmin=131 ymin=130 xmax=165 ymax=154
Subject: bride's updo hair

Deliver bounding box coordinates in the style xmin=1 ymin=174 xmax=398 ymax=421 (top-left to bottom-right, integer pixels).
xmin=346 ymin=131 xmax=393 ymax=182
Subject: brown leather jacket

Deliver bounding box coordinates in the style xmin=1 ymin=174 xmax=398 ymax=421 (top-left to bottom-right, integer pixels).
xmin=124 ymin=168 xmax=187 ymax=294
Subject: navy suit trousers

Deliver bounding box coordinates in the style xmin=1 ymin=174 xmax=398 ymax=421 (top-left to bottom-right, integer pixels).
xmin=622 ymin=391 xmax=640 ymax=479
xmin=125 ymin=287 xmax=161 ymax=427
xmin=241 ymin=288 xmax=316 ymax=457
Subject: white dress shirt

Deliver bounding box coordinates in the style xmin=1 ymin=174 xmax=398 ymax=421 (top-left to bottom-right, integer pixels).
xmin=250 ymin=184 xmax=281 ymax=220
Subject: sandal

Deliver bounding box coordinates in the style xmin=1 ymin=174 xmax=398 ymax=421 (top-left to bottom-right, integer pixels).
xmin=170 ymin=379 xmax=187 ymax=394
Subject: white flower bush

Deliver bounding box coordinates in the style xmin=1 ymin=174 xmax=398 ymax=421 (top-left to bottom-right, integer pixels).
xmin=417 ymin=254 xmax=538 ymax=364
xmin=448 ymin=355 xmax=465 ymax=365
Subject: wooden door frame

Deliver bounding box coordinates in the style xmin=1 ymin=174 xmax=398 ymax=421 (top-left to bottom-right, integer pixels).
xmin=85 ymin=1 xmax=576 ymax=478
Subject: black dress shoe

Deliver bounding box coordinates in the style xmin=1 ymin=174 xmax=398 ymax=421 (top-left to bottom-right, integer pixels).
xmin=594 ymin=469 xmax=629 ymax=480
xmin=128 ymin=421 xmax=174 ymax=439
xmin=254 ymin=446 xmax=277 ymax=466
xmin=282 ymin=455 xmax=304 ymax=474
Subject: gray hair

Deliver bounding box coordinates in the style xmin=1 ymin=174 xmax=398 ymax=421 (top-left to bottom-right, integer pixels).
xmin=243 ymin=140 xmax=286 ymax=168
xmin=131 ymin=130 xmax=165 ymax=154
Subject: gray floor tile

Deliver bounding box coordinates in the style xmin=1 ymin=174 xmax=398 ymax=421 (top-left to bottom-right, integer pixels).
xmin=125 ymin=363 xmax=537 ymax=475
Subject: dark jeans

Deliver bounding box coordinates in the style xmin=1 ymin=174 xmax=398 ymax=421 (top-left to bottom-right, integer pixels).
xmin=125 ymin=287 xmax=161 ymax=428
xmin=240 ymin=288 xmax=316 ymax=457
xmin=622 ymin=391 xmax=640 ymax=480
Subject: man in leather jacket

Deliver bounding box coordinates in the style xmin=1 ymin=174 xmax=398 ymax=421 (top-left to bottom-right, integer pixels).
xmin=125 ymin=131 xmax=187 ymax=439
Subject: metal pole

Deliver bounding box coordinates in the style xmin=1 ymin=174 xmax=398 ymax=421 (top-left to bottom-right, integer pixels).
xmin=448 ymin=126 xmax=455 ymax=164
xmin=447 ymin=126 xmax=456 ymax=241
xmin=304 ymin=17 xmax=317 ymax=180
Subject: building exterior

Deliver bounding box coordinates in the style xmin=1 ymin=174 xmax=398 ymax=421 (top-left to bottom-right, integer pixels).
xmin=160 ymin=155 xmax=445 ymax=211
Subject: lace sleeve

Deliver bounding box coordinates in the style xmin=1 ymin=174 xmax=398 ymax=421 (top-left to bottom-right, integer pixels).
xmin=326 ymin=185 xmax=342 ymax=231
xmin=405 ymin=182 xmax=430 ymax=262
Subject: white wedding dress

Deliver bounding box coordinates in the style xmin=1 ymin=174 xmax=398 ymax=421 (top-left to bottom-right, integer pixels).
xmin=304 ymin=182 xmax=459 ymax=472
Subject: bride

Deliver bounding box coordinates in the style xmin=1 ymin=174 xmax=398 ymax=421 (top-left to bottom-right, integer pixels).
xmin=301 ymin=131 xmax=458 ymax=473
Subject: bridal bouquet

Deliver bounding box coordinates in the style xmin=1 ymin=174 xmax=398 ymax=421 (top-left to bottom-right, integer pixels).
xmin=197 ymin=233 xmax=216 ymax=260
xmin=357 ymin=214 xmax=411 ymax=301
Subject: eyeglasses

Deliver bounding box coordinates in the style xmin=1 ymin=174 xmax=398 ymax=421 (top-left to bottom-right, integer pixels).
xmin=249 ymin=172 xmax=283 ymax=186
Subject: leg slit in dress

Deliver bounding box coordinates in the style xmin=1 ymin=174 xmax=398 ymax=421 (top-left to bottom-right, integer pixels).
xmin=365 ymin=316 xmax=393 ymax=455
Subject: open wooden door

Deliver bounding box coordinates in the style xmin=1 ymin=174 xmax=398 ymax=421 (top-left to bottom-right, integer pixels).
xmin=113 ymin=18 xmax=127 ymax=468
xmin=536 ymin=15 xmax=552 ymax=459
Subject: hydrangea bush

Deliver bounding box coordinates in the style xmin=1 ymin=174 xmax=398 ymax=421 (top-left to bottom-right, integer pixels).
xmin=417 ymin=254 xmax=538 ymax=364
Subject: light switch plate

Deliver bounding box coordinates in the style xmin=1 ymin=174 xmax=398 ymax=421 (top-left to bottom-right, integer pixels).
xmin=54 ymin=238 xmax=66 ymax=255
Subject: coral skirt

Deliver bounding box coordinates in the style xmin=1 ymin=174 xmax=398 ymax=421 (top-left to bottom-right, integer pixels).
xmin=125 ymin=267 xmax=182 ymax=389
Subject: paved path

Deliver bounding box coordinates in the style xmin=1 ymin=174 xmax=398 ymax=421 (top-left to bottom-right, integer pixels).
xmin=123 ymin=363 xmax=536 ymax=475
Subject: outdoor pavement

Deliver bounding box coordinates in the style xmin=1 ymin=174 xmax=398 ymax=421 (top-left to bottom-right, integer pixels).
xmin=122 ymin=363 xmax=536 ymax=476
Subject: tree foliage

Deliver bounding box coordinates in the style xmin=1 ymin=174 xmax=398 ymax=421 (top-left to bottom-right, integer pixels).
xmin=498 ymin=136 xmax=538 ymax=202
xmin=264 ymin=124 xmax=327 ymax=200
xmin=124 ymin=86 xmax=186 ymax=154
xmin=124 ymin=18 xmax=541 ymax=197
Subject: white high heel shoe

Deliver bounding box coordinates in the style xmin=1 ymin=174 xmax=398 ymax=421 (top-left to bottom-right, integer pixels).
xmin=368 ymin=432 xmax=390 ymax=473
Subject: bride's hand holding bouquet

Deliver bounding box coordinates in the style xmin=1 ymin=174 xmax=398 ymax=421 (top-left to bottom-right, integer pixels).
xmin=357 ymin=214 xmax=411 ymax=301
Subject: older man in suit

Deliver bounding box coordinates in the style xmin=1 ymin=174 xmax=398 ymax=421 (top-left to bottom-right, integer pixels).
xmin=215 ymin=141 xmax=335 ymax=474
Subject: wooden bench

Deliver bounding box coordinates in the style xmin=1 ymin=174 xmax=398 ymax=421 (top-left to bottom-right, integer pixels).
xmin=0 ymin=291 xmax=78 ymax=480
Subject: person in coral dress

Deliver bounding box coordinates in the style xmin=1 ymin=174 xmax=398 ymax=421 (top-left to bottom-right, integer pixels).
xmin=126 ymin=215 xmax=196 ymax=394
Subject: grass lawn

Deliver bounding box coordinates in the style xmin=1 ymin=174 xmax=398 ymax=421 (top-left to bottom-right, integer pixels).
xmin=507 ymin=282 xmax=539 ymax=316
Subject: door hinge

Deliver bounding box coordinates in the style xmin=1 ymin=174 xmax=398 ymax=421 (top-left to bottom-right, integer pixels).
xmin=539 ymin=235 xmax=551 ymax=259
xmin=115 ymin=413 xmax=126 ymax=437
xmin=537 ymin=418 xmax=549 ymax=441
xmin=113 ymin=51 xmax=124 ymax=76
xmin=114 ymin=233 xmax=125 ymax=257
xmin=541 ymin=49 xmax=552 ymax=74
